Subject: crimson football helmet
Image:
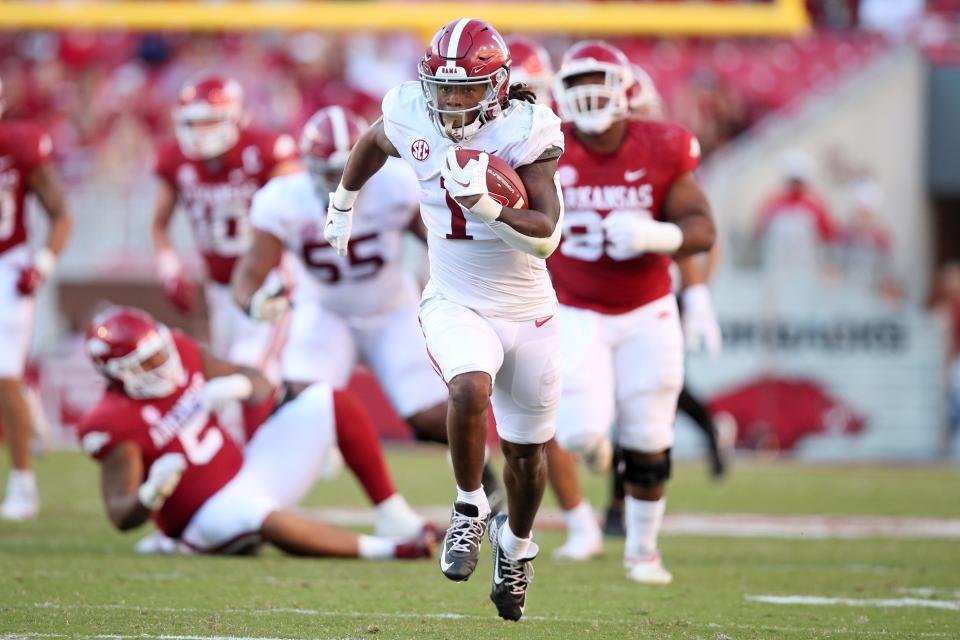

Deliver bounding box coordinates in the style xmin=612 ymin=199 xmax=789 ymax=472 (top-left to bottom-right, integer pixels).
xmin=627 ymin=64 xmax=664 ymax=120
xmin=554 ymin=41 xmax=634 ymax=134
xmin=86 ymin=307 xmax=186 ymax=399
xmin=173 ymin=73 xmax=244 ymax=160
xmin=419 ymin=18 xmax=512 ymax=141
xmin=300 ymin=106 xmax=367 ymax=195
xmin=505 ymin=37 xmax=554 ymax=107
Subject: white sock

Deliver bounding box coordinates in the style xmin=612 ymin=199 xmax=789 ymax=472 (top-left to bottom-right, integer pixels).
xmin=358 ymin=535 xmax=396 ymax=560
xmin=375 ymin=493 xmax=416 ymax=521
xmin=456 ymin=485 xmax=490 ymax=518
xmin=563 ymin=500 xmax=598 ymax=535
xmin=625 ymin=496 xmax=665 ymax=560
xmin=499 ymin=522 xmax=533 ymax=560
xmin=8 ymin=470 xmax=36 ymax=491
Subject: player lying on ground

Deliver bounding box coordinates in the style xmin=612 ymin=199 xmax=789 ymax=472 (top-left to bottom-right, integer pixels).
xmin=231 ymin=106 xmax=504 ymax=511
xmin=77 ymin=306 xmax=433 ymax=559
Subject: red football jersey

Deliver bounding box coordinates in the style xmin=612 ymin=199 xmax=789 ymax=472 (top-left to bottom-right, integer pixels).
xmin=77 ymin=332 xmax=244 ymax=538
xmin=0 ymin=121 xmax=53 ymax=255
xmin=548 ymin=120 xmax=700 ymax=315
xmin=154 ymin=128 xmax=297 ymax=284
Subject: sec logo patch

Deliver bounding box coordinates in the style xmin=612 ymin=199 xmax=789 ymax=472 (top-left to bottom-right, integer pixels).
xmin=411 ymin=139 xmax=430 ymax=161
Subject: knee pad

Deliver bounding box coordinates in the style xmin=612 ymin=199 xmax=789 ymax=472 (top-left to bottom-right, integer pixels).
xmin=622 ymin=449 xmax=671 ymax=487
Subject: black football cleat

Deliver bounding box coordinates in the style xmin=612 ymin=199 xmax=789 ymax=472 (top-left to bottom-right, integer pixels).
xmin=439 ymin=501 xmax=489 ymax=581
xmin=602 ymin=505 xmax=626 ymax=538
xmin=489 ymin=513 xmax=537 ymax=622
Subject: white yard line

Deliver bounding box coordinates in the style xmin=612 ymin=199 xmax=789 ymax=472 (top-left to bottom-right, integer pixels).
xmin=747 ymin=594 xmax=960 ymax=611
xmin=303 ymin=507 xmax=960 ymax=539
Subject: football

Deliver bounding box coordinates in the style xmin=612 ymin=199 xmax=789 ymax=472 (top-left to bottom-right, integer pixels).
xmin=455 ymin=148 xmax=528 ymax=209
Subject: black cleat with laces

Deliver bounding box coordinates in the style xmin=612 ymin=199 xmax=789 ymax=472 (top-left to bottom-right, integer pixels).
xmin=439 ymin=501 xmax=489 ymax=581
xmin=489 ymin=512 xmax=537 ymax=621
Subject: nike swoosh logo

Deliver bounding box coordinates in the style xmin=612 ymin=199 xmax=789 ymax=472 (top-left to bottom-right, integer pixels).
xmin=440 ymin=554 xmax=455 ymax=572
xmin=624 ymin=169 xmax=646 ymax=182
xmin=535 ymin=315 xmax=553 ymax=328
xmin=493 ymin=552 xmax=505 ymax=585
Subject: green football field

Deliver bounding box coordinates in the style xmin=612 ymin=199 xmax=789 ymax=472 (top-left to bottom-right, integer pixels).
xmin=1 ymin=449 xmax=958 ymax=639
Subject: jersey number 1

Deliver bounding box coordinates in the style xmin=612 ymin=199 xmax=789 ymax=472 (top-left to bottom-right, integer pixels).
xmin=440 ymin=177 xmax=472 ymax=240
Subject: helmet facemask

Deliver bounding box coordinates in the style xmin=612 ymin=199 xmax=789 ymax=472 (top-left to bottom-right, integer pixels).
xmin=173 ymin=103 xmax=241 ymax=160
xmin=419 ymin=64 xmax=509 ymax=142
xmin=555 ymin=65 xmax=630 ymax=134
xmin=100 ymin=326 xmax=186 ymax=399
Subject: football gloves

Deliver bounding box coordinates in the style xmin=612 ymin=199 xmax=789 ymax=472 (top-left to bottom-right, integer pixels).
xmin=681 ymin=284 xmax=722 ymax=357
xmin=602 ymin=211 xmax=683 ymax=257
xmin=138 ymin=452 xmax=187 ymax=511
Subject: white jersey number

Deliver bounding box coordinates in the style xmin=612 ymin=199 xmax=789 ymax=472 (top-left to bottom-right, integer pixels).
xmin=302 ymin=232 xmax=386 ymax=284
xmin=177 ymin=416 xmax=224 ymax=466
xmin=560 ymin=209 xmax=654 ymax=262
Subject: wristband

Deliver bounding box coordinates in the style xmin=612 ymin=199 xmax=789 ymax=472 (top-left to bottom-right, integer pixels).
xmin=34 ymin=248 xmax=57 ymax=278
xmin=332 ymin=184 xmax=359 ymax=211
xmin=470 ymin=194 xmax=504 ymax=224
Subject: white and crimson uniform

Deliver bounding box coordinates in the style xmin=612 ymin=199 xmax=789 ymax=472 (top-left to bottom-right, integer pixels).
xmin=382 ymin=81 xmax=564 ymax=444
xmin=77 ymin=333 xmax=337 ymax=552
xmin=548 ymin=120 xmax=700 ymax=453
xmin=0 ymin=121 xmax=52 ymax=378
xmin=249 ymin=159 xmax=448 ymax=418
xmin=154 ymin=128 xmax=297 ymax=369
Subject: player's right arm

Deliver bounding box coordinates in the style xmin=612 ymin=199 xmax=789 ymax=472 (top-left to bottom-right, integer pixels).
xmin=325 ymin=118 xmax=400 ymax=256
xmin=230 ymin=228 xmax=286 ymax=321
xmin=151 ymin=176 xmax=197 ymax=313
xmin=101 ymin=441 xmax=188 ymax=531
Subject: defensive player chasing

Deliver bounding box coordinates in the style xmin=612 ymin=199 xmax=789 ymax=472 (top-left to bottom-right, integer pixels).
xmin=232 ymin=105 xmax=504 ymax=513
xmin=150 ymin=73 xmax=299 ymax=374
xmin=0 ymin=77 xmax=74 ymax=520
xmin=548 ymin=41 xmax=716 ymax=583
xmin=323 ymin=18 xmax=564 ymax=620
xmin=77 ymin=306 xmax=434 ymax=560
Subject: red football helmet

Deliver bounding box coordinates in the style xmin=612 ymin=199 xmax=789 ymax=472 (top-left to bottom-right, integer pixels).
xmin=627 ymin=64 xmax=664 ymax=120
xmin=173 ymin=73 xmax=244 ymax=160
xmin=86 ymin=307 xmax=186 ymax=399
xmin=300 ymin=106 xmax=367 ymax=195
xmin=554 ymin=40 xmax=634 ymax=134
xmin=505 ymin=37 xmax=554 ymax=107
xmin=419 ymin=18 xmax=512 ymax=141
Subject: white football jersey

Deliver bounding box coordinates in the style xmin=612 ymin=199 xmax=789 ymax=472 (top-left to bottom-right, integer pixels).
xmin=382 ymin=81 xmax=563 ymax=320
xmin=250 ymin=157 xmax=420 ymax=317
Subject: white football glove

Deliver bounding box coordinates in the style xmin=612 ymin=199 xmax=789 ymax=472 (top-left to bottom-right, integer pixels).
xmin=681 ymin=284 xmax=722 ymax=357
xmin=324 ymin=194 xmax=353 ymax=258
xmin=138 ymin=452 xmax=187 ymax=511
xmin=602 ymin=210 xmax=683 ymax=257
xmin=202 ymin=374 xmax=254 ymax=412
xmin=441 ymin=148 xmax=489 ymax=199
xmin=247 ymin=280 xmax=290 ymax=322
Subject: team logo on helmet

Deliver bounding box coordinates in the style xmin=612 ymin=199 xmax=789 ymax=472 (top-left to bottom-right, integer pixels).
xmin=411 ymin=139 xmax=431 ymax=161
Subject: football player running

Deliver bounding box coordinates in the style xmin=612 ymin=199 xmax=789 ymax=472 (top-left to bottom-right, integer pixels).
xmin=231 ymin=106 xmax=505 ymax=514
xmin=548 ymin=41 xmax=715 ymax=584
xmin=323 ymin=18 xmax=565 ymax=621
xmin=151 ymin=73 xmax=299 ymax=374
xmin=0 ymin=77 xmax=74 ymax=520
xmin=77 ymin=306 xmax=434 ymax=560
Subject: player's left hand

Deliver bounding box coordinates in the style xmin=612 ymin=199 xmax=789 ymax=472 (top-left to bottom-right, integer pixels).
xmin=202 ymin=374 xmax=254 ymax=412
xmin=681 ymin=284 xmax=722 ymax=357
xmin=15 ymin=266 xmax=44 ymax=296
xmin=602 ymin=210 xmax=660 ymax=257
xmin=441 ymin=147 xmax=488 ymax=208
xmin=138 ymin=452 xmax=187 ymax=511
xmin=246 ymin=280 xmax=290 ymax=322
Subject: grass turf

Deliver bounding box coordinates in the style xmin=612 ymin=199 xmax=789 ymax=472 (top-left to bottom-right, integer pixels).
xmin=1 ymin=449 xmax=958 ymax=639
